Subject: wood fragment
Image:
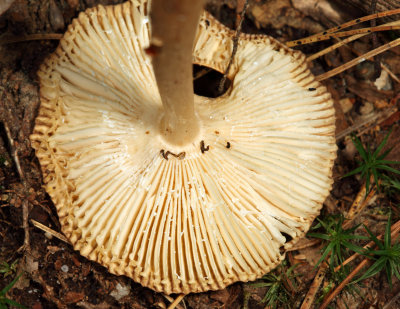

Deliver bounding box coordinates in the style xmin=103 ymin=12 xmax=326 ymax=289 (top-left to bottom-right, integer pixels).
xmin=3 ymin=121 xmax=31 ymax=253
xmin=218 ymin=0 xmax=249 ymax=94
xmin=316 ymin=38 xmax=400 ymax=81
xmin=3 ymin=122 xmax=23 ymax=180
xmin=307 ymin=33 xmax=365 ymax=62
xmin=167 ymin=294 xmax=185 ymax=309
xmin=340 ymin=0 xmax=400 ymax=24
xmin=286 ymin=238 xmax=321 ymax=252
xmin=342 ymin=181 xmax=376 ymax=229
xmin=286 ymin=8 xmax=400 ymax=47
xmin=163 ymin=294 xmax=185 ymax=309
xmin=381 ymin=63 xmax=400 ymax=84
xmin=31 ymin=219 xmax=70 ymax=243
xmin=23 ymin=200 xmax=30 ymax=251
xmin=336 ymin=105 xmax=398 ymax=140
xmin=300 ymin=262 xmax=329 ymax=309
xmin=294 ymin=25 xmax=400 ymax=46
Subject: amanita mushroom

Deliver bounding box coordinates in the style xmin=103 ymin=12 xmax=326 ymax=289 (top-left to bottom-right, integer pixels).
xmin=31 ymin=0 xmax=336 ymax=294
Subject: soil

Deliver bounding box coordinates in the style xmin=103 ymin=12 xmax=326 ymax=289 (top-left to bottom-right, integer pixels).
xmin=1 ymin=0 xmax=400 ymax=308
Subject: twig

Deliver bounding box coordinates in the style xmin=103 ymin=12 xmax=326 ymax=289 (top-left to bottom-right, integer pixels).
xmin=316 ymin=38 xmax=400 ymax=81
xmin=286 ymin=238 xmax=321 ymax=252
xmin=319 ymin=259 xmax=371 ymax=309
xmin=300 ymin=262 xmax=329 ymax=309
xmin=167 ymin=294 xmax=185 ymax=309
xmin=3 ymin=121 xmax=31 ymax=254
xmin=381 ymin=63 xmax=400 ymax=84
xmin=286 ymin=8 xmax=400 ymax=47
xmin=307 ymin=33 xmax=365 ymax=62
xmin=293 ymin=25 xmax=400 ymax=46
xmin=3 ymin=122 xmax=23 ymax=180
xmin=217 ymin=0 xmax=249 ymax=94
xmin=22 ymin=200 xmax=30 ymax=250
xmin=307 ymin=19 xmax=400 ymax=86
xmin=343 ymin=181 xmax=377 ymax=229
xmin=335 ymin=105 xmax=398 ymax=140
xmin=30 ymin=219 xmax=70 ymax=243
xmin=163 ymin=294 xmax=185 ymax=309
xmin=193 ymin=67 xmax=211 ymax=80
xmin=307 ymin=19 xmax=400 ymax=61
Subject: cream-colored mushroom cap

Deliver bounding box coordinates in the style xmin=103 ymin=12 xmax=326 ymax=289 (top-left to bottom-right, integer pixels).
xmin=31 ymin=0 xmax=336 ymax=294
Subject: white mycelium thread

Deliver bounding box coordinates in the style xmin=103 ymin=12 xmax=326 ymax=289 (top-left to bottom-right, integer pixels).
xmin=31 ymin=0 xmax=336 ymax=294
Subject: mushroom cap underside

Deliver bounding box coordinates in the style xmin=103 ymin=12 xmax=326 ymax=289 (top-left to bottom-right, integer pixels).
xmin=31 ymin=0 xmax=337 ymax=294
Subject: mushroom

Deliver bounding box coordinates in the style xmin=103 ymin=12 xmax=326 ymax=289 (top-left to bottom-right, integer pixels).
xmin=30 ymin=0 xmax=336 ymax=294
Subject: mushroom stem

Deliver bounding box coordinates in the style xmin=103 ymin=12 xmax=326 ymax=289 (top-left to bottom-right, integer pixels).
xmin=151 ymin=0 xmax=204 ymax=147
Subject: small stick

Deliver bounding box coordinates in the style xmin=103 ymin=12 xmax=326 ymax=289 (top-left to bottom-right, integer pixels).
xmin=307 ymin=20 xmax=400 ymax=79
xmin=286 ymin=8 xmax=400 ymax=47
xmin=335 ymin=106 xmax=398 ymax=140
xmin=307 ymin=33 xmax=365 ymax=62
xmin=290 ymin=25 xmax=400 ymax=47
xmin=30 ymin=219 xmax=70 ymax=243
xmin=0 ymin=33 xmax=63 ymax=45
xmin=381 ymin=63 xmax=400 ymax=84
xmin=342 ymin=181 xmax=377 ymax=229
xmin=163 ymin=294 xmax=185 ymax=309
xmin=167 ymin=294 xmax=186 ymax=309
xmin=3 ymin=122 xmax=23 ymax=180
xmin=22 ymin=200 xmax=30 ymax=251
xmin=193 ymin=68 xmax=211 ymax=80
xmin=286 ymin=238 xmax=321 ymax=252
xmin=218 ymin=0 xmax=249 ymax=94
xmin=4 ymin=121 xmax=30 ymax=253
xmin=316 ymin=37 xmax=400 ymax=81
xmin=300 ymin=262 xmax=329 ymax=309
xmin=319 ymin=259 xmax=371 ymax=309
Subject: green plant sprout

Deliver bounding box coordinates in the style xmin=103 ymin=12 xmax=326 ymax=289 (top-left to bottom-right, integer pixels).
xmin=249 ymin=262 xmax=299 ymax=309
xmin=0 ymin=273 xmax=26 ymax=309
xmin=355 ymin=213 xmax=400 ymax=288
xmin=343 ymin=127 xmax=400 ymax=194
xmin=307 ymin=215 xmax=367 ymax=270
xmin=0 ymin=260 xmax=18 ymax=278
xmin=381 ymin=174 xmax=400 ymax=197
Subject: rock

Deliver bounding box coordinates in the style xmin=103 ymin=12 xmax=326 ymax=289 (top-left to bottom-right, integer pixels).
xmin=110 ymin=282 xmax=130 ymax=301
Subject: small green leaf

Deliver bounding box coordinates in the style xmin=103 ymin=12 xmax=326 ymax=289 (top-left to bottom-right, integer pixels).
xmin=373 ymin=127 xmax=393 ymax=158
xmin=0 ymin=273 xmax=22 ymax=296
xmin=2 ymin=298 xmax=27 ymax=309
xmin=343 ymin=128 xmax=400 ymax=194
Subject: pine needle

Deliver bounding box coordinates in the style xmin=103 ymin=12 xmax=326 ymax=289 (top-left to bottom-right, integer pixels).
xmin=316 ymin=37 xmax=400 ymax=81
